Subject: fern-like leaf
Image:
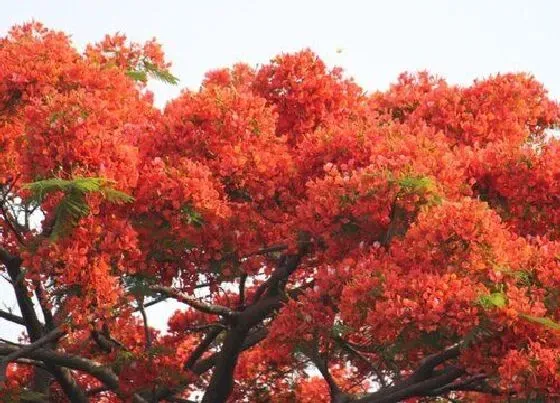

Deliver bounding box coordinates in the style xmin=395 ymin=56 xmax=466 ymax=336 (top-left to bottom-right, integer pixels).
xmin=520 ymin=313 xmax=560 ymax=331
xmin=126 ymin=61 xmax=179 ymax=85
xmin=125 ymin=70 xmax=148 ymax=82
xmin=24 ymin=177 xmax=134 ymax=240
xmin=144 ymin=62 xmax=179 ymax=85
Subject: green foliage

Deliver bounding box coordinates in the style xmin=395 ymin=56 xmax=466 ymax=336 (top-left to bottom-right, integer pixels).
xmin=123 ymin=274 xmax=157 ymax=298
xmin=125 ymin=69 xmax=148 ymax=82
xmin=331 ymin=321 xmax=354 ymax=337
xmin=519 ymin=314 xmax=560 ymax=331
xmin=476 ymin=288 xmax=560 ymax=332
xmin=339 ymin=191 xmax=360 ymax=207
xmin=126 ymin=60 xmax=179 ymax=85
xmin=24 ymin=177 xmax=134 ymax=240
xmin=144 ymin=61 xmax=179 ymax=84
xmin=393 ymin=173 xmax=442 ymax=205
xmin=397 ymin=174 xmax=434 ymax=193
xmin=513 ymin=270 xmax=535 ymax=287
xmin=180 ymin=204 xmax=204 ymax=227
xmin=112 ymin=350 xmax=135 ymax=373
xmin=13 ymin=390 xmax=46 ymax=402
xmin=477 ymin=289 xmax=560 ymax=331
xmin=478 ymin=292 xmax=507 ymax=309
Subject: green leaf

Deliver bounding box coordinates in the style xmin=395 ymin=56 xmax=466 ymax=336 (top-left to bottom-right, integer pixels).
xmin=124 ymin=274 xmax=157 ymax=297
xmin=180 ymin=204 xmax=204 ymax=227
xmin=331 ymin=322 xmax=354 ymax=337
xmin=478 ymin=292 xmax=507 ymax=309
xmin=103 ymin=188 xmax=135 ymax=204
xmin=143 ymin=62 xmax=179 ymax=85
xmin=126 ymin=70 xmax=148 ymax=82
xmin=392 ymin=173 xmax=442 ymax=205
xmin=51 ymin=194 xmax=89 ymax=240
xmin=339 ymin=191 xmax=360 ymax=207
xmin=519 ymin=314 xmax=560 ymax=331
xmin=513 ymin=270 xmax=534 ymax=287
xmin=23 ymin=177 xmax=134 ymax=240
xmin=397 ymin=175 xmax=433 ymax=193
xmin=17 ymin=391 xmax=47 ymax=402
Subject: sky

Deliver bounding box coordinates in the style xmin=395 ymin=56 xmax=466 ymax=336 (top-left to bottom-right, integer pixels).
xmin=1 ymin=0 xmax=560 ymax=338
xmin=3 ymin=1 xmax=560 ymax=106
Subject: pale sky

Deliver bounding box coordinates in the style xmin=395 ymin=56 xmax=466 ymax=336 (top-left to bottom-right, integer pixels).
xmin=3 ymin=1 xmax=560 ymax=106
xmin=1 ymin=0 xmax=559 ymax=338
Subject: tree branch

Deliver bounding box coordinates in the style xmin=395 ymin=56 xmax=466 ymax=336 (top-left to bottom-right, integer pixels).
xmin=144 ymin=327 xmax=269 ymax=402
xmin=0 ymin=200 xmax=25 ymax=245
xmin=356 ymin=366 xmax=465 ymax=403
xmin=333 ymin=335 xmax=387 ymax=388
xmin=183 ymin=326 xmax=223 ymax=371
xmin=202 ymin=250 xmax=306 ymax=403
xmin=0 ymin=343 xmax=147 ymax=403
xmin=353 ymin=343 xmax=465 ymax=403
xmin=150 ymin=285 xmax=237 ymax=318
xmin=405 ymin=342 xmax=462 ymax=385
xmin=427 ymin=373 xmax=494 ymax=396
xmin=0 ymin=249 xmax=43 ymax=341
xmin=0 ymin=248 xmax=87 ymax=402
xmin=305 ymin=344 xmax=347 ymax=401
xmin=34 ymin=280 xmax=55 ymax=331
xmin=0 ymin=328 xmax=65 ymax=382
xmin=136 ymin=296 xmax=152 ymax=349
xmin=238 ymin=272 xmax=247 ymax=309
xmin=252 ymin=250 xmax=306 ymax=302
xmin=0 ymin=308 xmax=26 ymax=326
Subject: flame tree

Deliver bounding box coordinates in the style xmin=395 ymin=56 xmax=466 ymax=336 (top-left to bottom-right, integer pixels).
xmin=1 ymin=22 xmax=560 ymax=402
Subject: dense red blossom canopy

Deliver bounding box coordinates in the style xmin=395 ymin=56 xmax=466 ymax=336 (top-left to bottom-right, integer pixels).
xmin=1 ymin=22 xmax=560 ymax=402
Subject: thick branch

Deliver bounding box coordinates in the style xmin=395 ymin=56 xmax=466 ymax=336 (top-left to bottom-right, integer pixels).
xmin=0 ymin=309 xmax=26 ymax=326
xmin=0 ymin=249 xmax=43 ymax=340
xmin=34 ymin=281 xmax=55 ymax=331
xmin=0 ymin=343 xmax=146 ymax=402
xmin=145 ymin=327 xmax=269 ymax=402
xmin=150 ymin=285 xmax=237 ymax=318
xmin=46 ymin=366 xmax=89 ymax=403
xmin=0 ymin=248 xmax=87 ymax=402
xmin=0 ymin=328 xmax=64 ymax=381
xmin=427 ymin=373 xmax=494 ymax=396
xmin=238 ymin=272 xmax=247 ymax=308
xmin=305 ymin=345 xmax=347 ymax=402
xmin=202 ymin=309 xmax=277 ymax=403
xmin=405 ymin=342 xmax=462 ymax=385
xmin=191 ymin=326 xmax=267 ymax=375
xmin=202 ymin=251 xmax=305 ymax=403
xmin=136 ymin=296 xmax=152 ymax=349
xmin=357 ymin=366 xmax=465 ymax=403
xmin=333 ymin=335 xmax=386 ymax=388
xmin=252 ymin=250 xmax=306 ymax=302
xmin=353 ymin=343 xmax=464 ymax=403
xmin=183 ymin=326 xmax=223 ymax=371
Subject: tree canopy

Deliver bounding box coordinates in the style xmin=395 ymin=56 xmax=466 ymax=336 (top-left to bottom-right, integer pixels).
xmin=1 ymin=22 xmax=560 ymax=402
